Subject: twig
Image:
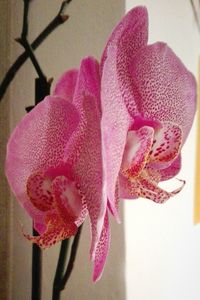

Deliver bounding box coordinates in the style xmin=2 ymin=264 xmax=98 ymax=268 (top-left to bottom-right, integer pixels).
xmin=190 ymin=0 xmax=200 ymax=34
xmin=16 ymin=37 xmax=46 ymax=80
xmin=59 ymin=0 xmax=73 ymax=14
xmin=16 ymin=0 xmax=46 ymax=80
xmin=21 ymin=0 xmax=30 ymax=39
xmin=0 ymin=1 xmax=70 ymax=102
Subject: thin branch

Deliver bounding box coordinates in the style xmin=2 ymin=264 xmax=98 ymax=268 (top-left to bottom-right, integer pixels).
xmin=60 ymin=225 xmax=83 ymax=290
xmin=22 ymin=0 xmax=31 ymax=39
xmin=190 ymin=0 xmax=200 ymax=34
xmin=0 ymin=1 xmax=70 ymax=102
xmin=16 ymin=37 xmax=46 ymax=80
xmin=16 ymin=0 xmax=46 ymax=80
xmin=59 ymin=0 xmax=73 ymax=14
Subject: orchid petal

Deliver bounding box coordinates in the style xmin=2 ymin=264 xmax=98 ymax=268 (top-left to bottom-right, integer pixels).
xmin=75 ymin=198 xmax=88 ymax=227
xmin=121 ymin=126 xmax=154 ymax=178
xmin=5 ymin=96 xmax=79 ymax=225
xmin=93 ymin=210 xmax=110 ymax=282
xmin=23 ymin=201 xmax=47 ymax=234
xmin=65 ymin=57 xmax=106 ymax=259
xmin=73 ymin=57 xmax=101 ymax=112
xmin=101 ymin=6 xmax=148 ymax=80
xmin=53 ymin=69 xmax=78 ymax=101
xmin=128 ymin=42 xmax=197 ymax=142
xmin=34 ymin=222 xmax=46 ymax=235
xmin=74 ymin=93 xmax=105 ymax=259
xmin=24 ymin=211 xmax=77 ymax=249
xmin=100 ymin=6 xmax=148 ymax=220
xmin=101 ymin=43 xmax=131 ymax=221
xmin=113 ymin=6 xmax=148 ymax=116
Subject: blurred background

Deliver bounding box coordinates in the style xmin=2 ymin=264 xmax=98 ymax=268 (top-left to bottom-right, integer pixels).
xmin=0 ymin=0 xmax=199 ymax=299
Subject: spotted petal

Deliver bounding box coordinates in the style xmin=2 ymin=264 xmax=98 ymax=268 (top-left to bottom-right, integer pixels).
xmin=100 ymin=6 xmax=148 ymax=220
xmin=93 ymin=210 xmax=110 ymax=282
xmin=53 ymin=69 xmax=78 ymax=101
xmin=5 ymin=97 xmax=80 ymax=228
xmin=64 ymin=57 xmax=106 ymax=259
xmin=128 ymin=42 xmax=196 ymax=142
xmin=101 ymin=6 xmax=148 ymax=84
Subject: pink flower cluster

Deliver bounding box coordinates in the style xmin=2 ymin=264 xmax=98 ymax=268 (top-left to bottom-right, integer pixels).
xmin=5 ymin=7 xmax=196 ymax=281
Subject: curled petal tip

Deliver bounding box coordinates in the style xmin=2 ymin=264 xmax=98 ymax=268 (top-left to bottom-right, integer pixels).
xmin=92 ymin=212 xmax=110 ymax=282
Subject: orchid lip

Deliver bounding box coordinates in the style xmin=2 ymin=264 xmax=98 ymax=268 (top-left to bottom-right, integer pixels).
xmin=24 ymin=168 xmax=85 ymax=248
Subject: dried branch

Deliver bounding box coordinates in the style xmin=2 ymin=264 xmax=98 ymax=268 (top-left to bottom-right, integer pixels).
xmin=16 ymin=37 xmax=46 ymax=80
xmin=16 ymin=0 xmax=47 ymax=80
xmin=190 ymin=0 xmax=200 ymax=34
xmin=59 ymin=0 xmax=73 ymax=14
xmin=0 ymin=1 xmax=70 ymax=102
xmin=21 ymin=0 xmax=30 ymax=39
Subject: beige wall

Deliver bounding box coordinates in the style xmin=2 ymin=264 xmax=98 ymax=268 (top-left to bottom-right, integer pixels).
xmin=7 ymin=1 xmax=126 ymax=299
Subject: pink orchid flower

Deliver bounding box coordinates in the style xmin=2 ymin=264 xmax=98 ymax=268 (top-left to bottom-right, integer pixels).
xmin=100 ymin=6 xmax=196 ymax=216
xmin=5 ymin=6 xmax=196 ymax=282
xmin=6 ymin=57 xmax=108 ymax=281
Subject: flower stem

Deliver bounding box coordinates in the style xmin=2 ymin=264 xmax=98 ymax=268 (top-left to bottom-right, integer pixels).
xmin=52 ymin=239 xmax=70 ymax=300
xmin=32 ymin=228 xmax=42 ymax=300
xmin=60 ymin=225 xmax=83 ymax=290
xmin=52 ymin=225 xmax=83 ymax=300
xmin=30 ymin=77 xmax=51 ymax=300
